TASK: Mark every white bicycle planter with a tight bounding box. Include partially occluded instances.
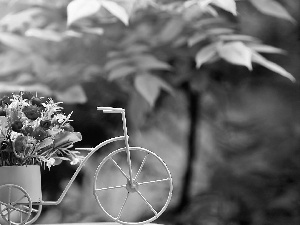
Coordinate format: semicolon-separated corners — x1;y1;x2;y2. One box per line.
0;107;173;225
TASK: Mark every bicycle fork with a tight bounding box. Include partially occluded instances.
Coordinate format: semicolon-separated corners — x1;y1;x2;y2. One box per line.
97;107;134;187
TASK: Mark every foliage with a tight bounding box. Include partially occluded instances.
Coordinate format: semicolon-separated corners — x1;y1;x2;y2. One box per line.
0;92;82;168
0;0;296;106
0;0;297;223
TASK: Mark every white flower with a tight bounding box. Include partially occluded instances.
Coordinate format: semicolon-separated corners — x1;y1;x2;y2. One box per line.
70;157;80;165
47;126;62;136
53;114;66;124
46;158;55;169
10;131;21;142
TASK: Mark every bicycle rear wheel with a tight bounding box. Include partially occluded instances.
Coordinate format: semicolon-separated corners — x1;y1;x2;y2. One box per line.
93;147;172;225
0;184;32;225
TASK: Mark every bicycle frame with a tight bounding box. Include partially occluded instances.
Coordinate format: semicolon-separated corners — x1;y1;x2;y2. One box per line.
40;107;133;206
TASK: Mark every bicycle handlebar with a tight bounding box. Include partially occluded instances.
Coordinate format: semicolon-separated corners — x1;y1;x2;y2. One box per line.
97;107;124;114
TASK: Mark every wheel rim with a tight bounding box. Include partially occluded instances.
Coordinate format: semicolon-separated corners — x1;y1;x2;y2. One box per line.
24;203;42;225
0;184;32;225
93;147;173;225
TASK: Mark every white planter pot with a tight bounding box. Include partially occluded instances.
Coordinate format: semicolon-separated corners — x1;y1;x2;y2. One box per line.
0;165;42;203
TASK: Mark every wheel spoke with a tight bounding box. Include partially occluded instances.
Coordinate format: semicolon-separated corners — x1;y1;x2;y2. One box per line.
134;153;149;181
2;204;29;215
116;192;130;220
138;178;171;186
27;206;39;213
8;186;11;204
7;208;10;224
110;157;130;180
10;195;27;207
95;184;127;191
136;190;158;217
20;205;23;223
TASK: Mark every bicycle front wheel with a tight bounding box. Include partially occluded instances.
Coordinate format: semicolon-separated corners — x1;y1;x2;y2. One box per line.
93;147;173;225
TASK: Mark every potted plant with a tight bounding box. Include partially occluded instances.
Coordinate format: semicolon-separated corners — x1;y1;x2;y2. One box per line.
0;92;82;203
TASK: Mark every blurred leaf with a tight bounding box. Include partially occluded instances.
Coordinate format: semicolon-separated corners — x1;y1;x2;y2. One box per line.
188;33;207;47
64;30;83;38
218;34;259;42
203;5;219;17
250;0;295;23
251;51;295;82
67;0;101;26
218;41;252;70
30;54;50;76
25;29;64;42
0;8;42;32
104;58;129;71
195;42;218;68
246;43;286;54
128;90;151;129
134;73;172;107
189;28;234;46
54;84;87;103
211;0;237;15
79;27;104;35
14;73;34;84
0;83;52;95
0;32;32;52
124;44;149;54
132;55;171;71
108;65;136;80
158;17;184;43
101;0;129;25
0;51;31;76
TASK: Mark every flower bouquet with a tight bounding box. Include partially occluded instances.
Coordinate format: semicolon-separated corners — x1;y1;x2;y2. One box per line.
0;92;83;168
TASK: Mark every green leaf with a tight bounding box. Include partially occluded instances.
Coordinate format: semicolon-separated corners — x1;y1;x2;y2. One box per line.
127;90;151;129
188;33;207;47
30;54;50;76
0;32;32;52
250;0;295;23
104;58;129;71
218;41;253;70
67;0;101;26
134;74;172;107
206;27;234;36
188;28;233;47
25;29;64;42
101;0;129;25
53;132;82;149
79;27;104;35
36;137;54;151
246;43;286;54
158;17;184;43
132;55;171;71
0;8;42;32
108;65;136;80
251;51;295;82
195;42;218;68
54;85;87;104
0;51;31;76
124;44;149;54
218;34;259;42
211;0;237;15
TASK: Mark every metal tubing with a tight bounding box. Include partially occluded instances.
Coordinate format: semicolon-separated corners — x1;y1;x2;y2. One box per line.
41;136;125;206
121;111;133;184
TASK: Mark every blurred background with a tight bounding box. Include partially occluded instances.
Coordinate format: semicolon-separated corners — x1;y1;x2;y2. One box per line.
0;0;300;224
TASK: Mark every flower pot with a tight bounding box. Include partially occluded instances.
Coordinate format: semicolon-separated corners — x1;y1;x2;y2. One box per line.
0;165;42;203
